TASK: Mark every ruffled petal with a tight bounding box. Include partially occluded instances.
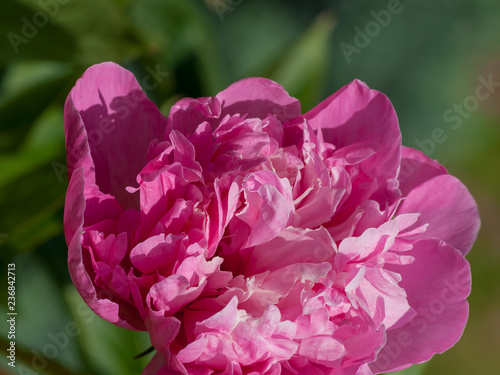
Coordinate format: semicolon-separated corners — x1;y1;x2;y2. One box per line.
303;79;401;182
65;168;143;330
216;77;301;123
245;226;336;275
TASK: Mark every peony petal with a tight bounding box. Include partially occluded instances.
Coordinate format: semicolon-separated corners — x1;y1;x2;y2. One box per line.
168;96;222;136
298;336;346;366
147;315;181;356
141;353;169;375
371;239;471;373
63;68;479;375
66;62;167;209
348;267;411;330
235;171;294;248
148;273;206;315
93;232;127;267
336;218;400;270
196;296;239;335
130;234;182;274
66;169;144;330
245;226;336;275
216;77;301;123
397;174;480;255
398;146;447;197
303;79;401;183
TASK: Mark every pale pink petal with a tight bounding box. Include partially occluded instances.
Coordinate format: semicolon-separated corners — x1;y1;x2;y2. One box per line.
198;296;239;334
298;336;346;367
347;267;411;329
245;226;336;275
235;171;294;248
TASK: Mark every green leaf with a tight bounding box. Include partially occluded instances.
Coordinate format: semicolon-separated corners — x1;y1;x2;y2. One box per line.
0;105;65;189
0;63;68;255
268;12;336;112
0;61;75;152
0;252;88;373
0;0;77;63
18;0;144;65
212;0;304;80
0;163;66;256
129;0;228;95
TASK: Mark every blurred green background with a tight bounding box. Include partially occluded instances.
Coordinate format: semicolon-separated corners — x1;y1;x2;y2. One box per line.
1;0;499;374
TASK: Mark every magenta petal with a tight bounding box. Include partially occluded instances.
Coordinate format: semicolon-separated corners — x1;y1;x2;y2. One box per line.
303;79;401;182
130;234;178;274
196;296;239;334
141;353;169;375
66;62;167;209
93;232;127;267
168;96;222;136
216;77;301;122
64;166;87;245
147;315;181;355
397;174;480;255
63;67;479;374
148;273;207;316
398;146;447;197
372;239;471;373
65;168;141;330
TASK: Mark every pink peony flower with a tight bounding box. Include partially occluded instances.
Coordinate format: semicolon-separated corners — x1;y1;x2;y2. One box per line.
64;62;480;375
